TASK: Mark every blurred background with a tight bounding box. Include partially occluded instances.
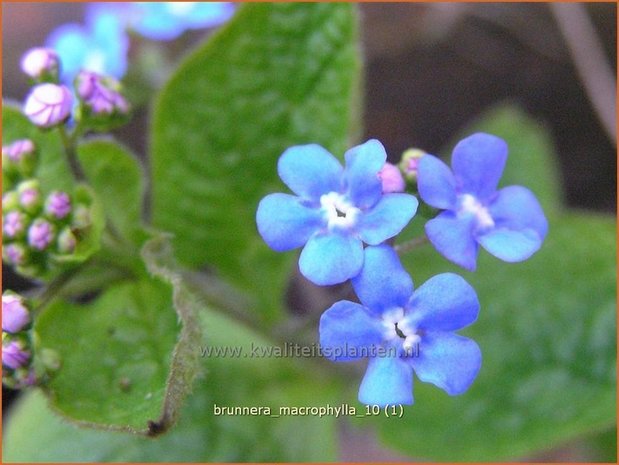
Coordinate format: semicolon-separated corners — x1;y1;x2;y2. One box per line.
2;2;616;462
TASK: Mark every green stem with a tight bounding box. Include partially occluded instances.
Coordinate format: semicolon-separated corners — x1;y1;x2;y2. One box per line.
57;125;85;181
394;234;429;255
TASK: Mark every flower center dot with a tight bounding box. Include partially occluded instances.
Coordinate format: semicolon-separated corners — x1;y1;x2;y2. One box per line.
458;193;495;229
320;192;360;230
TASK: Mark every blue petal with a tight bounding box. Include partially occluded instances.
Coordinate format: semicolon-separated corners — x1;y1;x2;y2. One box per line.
478;228;543;262
278;144;343;200
405;273;479;331
410;332;481;395
451;133;507;201
88;8;129;78
183;3;235;29
46;24;89;84
319;301;384;362
343;139;386;209
256;193;323;252
357;193;418;245
299;231;363;285
358;354;413;406
489;185;548;239
352;245;413;314
417;155;457;209
425;212;479;271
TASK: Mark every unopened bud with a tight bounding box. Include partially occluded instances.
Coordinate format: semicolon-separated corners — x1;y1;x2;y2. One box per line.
378;162;405;193
3;243;28;266
23;83;73;128
17;179;42;213
57;227;77;254
2;337;31;370
3;211;27;239
399;148;426;182
76;71;130;117
2;191;20;211
20;47;60;81
72;204;91;229
2;294;31;333
45;191;72;220
27;218;55;251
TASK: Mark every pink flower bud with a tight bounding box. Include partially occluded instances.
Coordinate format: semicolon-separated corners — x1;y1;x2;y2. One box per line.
28;219;55;250
2;294;30;333
20;47;60;80
3;211;27;239
23;83;73;128
76;71;129;115
378;163;405;193
2;339;30;370
45;191;72;220
2;139;35;163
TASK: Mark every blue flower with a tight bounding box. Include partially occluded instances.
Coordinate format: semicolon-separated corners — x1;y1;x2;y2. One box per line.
319;245;481;406
417;133;548;271
256;140;418;286
46;3;129;86
126;2;235;41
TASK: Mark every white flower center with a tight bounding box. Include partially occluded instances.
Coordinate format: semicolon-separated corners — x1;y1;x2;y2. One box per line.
458;193;495;229
381;308;420;355
320;192;360;230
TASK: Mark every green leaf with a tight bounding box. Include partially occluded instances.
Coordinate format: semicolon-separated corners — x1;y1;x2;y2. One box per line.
6;298;342;462
372;213;616;460
34;277;179;433
2;102;74;193
77;139;144;243
151;3;360;321
34;235;205;435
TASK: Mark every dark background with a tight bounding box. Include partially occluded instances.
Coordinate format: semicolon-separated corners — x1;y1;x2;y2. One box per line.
2;2;616;461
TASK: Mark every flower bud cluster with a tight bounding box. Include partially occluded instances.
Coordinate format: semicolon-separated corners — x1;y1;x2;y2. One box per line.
2;142;83;277
19;48;130;131
2;293;35;389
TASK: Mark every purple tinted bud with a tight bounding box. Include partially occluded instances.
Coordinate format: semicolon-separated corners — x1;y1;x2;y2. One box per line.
45;191;72;219
2;139;35;163
378;163;405;193
3;244;27;266
28;219;55;250
2;340;30;370
57;227;77;254
23;83;73;127
76;71;129;115
2;294;30;333
17;180;42;213
3;211;26;238
399;148;426;182
20;47;60;80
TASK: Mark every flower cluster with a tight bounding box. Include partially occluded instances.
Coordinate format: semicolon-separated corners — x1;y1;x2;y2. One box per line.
256;134;547;405
44;2;234;87
2;293;35;389
2;149;84;277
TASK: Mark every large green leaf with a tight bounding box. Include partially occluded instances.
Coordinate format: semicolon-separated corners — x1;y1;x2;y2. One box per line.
2;102;74;194
151;3;360;321
5;301;341;462
34;277;179;432
77;139;144;244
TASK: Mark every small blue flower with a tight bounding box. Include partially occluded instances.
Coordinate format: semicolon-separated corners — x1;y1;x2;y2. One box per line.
256;140;418;286
319;245;481;406
417;133;548;271
46;3;129;85
126;2;235;41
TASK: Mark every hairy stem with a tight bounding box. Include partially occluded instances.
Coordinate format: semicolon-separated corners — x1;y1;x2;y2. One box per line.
394;234;429;254
57;125;85;181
